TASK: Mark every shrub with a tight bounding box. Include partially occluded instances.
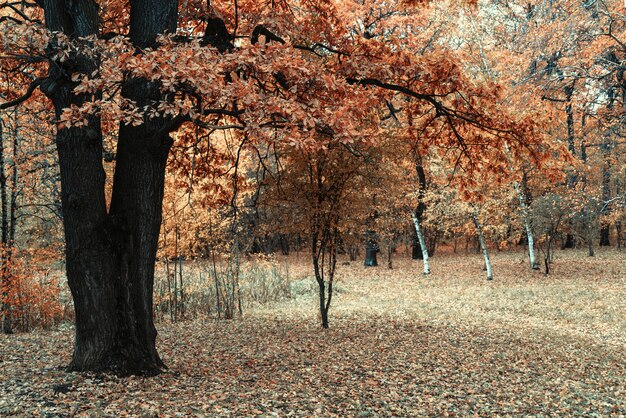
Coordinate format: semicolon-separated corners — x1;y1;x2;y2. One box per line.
1;247;65;332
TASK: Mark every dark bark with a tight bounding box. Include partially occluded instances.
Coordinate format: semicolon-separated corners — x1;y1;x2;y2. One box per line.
278;234;290;255
46;66;122;370
411;234;422;259
106;81;173;372
599;225;611;246
562;233;575;249
59;123;121;372
427;230;438;258
312;226;336;329
314;258;333;329
364;229;378;267
40;2;124;369
542;225;558;275
39;0;178;374
128;0;177;49
317;278;330;329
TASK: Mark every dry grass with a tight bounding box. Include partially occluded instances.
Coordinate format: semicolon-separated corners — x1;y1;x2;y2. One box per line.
260;248;626;347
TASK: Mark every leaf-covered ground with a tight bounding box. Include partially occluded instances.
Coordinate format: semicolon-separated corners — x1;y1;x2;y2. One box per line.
1;250;625;416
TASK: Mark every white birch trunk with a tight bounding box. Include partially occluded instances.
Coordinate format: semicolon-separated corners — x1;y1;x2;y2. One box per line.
411;213;430;275
514;183;539;269
472;208;493;281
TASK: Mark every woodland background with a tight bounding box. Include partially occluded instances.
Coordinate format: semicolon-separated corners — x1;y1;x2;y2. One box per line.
0;0;625;415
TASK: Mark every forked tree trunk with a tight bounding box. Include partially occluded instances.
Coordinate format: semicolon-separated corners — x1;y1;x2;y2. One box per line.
52;73;165;375
411;213;430;275
41;0;177;374
312;229;336;329
62;132;169;375
472;208;493;281
317;278;332;329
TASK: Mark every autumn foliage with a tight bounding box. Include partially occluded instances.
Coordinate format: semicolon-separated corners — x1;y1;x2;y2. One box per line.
1;246;64;332
0;0;624;384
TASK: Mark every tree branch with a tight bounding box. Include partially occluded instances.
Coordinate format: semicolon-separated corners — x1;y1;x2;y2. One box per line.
346;77;443;110
0;78;43;110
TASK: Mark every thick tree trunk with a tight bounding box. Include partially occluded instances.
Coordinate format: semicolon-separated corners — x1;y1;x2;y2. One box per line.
106;119;171;373
42;0;127;371
103;65;175;372
58;124;122;372
41;0;178;374
60;93;170;375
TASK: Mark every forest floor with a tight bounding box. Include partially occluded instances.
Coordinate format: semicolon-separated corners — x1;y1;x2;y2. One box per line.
1;248;625;416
